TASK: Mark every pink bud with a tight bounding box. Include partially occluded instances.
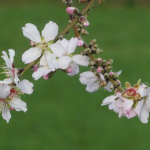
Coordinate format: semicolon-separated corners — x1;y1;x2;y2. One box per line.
43;74;50;80
98;58;102;61
10;107;14;110
97;67;101;73
109;72;113;76
78;39;84;47
79;16;90;27
66;7;78;15
67;67;72;73
32;64;38;72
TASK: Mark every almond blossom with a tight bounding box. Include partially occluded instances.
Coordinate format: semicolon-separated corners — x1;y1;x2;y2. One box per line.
57;38;89;76
0;78;33;123
22;21;64;64
101;80;150;123
1;49;20;84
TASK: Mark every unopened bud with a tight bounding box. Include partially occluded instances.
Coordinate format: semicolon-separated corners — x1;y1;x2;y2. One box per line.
115;80;121;86
102;60;107;65
104;73;109;79
107;59;113;66
32;64;38;72
95;48;103;54
43;74;50;80
92;44;98;51
105;66;112;72
100;80;107;87
90;39;96;45
68;20;72;24
62;0;67;4
97;67;104;73
88;61;94;66
67;67;72;73
90;66;95;72
79;0;88;4
81;50;86;55
58;34;63;40
66;7;79;15
79;16;90;27
85;48;91;54
75;23;83;28
78;39;84;47
109;72;115;79
81;29;89;35
95;58;102;65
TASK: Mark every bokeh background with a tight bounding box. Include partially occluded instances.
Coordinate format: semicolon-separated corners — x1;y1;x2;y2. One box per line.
0;0;150;150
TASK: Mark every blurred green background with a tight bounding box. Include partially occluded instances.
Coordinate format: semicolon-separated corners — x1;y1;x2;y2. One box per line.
0;0;150;150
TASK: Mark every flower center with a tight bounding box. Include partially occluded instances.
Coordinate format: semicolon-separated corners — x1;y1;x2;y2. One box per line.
127;88;136;97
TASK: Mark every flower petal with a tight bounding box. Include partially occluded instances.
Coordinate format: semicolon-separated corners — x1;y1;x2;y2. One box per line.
72;55;89;66
22;47;42;64
8;49;15;63
67;37;78;54
0;85;10;99
22;23;41;43
9;98;27;112
67;62;79;76
58;56;71;69
2;108;11;123
86;82;99;93
32;67;50;80
101;95;117;106
1;51;12;68
17;79;34;95
59;38;69;53
49;43;65;57
42;21;58;42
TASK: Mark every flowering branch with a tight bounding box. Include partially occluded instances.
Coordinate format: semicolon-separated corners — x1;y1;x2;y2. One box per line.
0;0;149;124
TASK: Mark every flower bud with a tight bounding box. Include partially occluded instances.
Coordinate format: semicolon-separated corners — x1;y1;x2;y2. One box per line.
90;66;95;72
66;7;79;15
67;67;72;73
95;48;103;54
78;39;84;47
85;48;91;54
81;29;89;35
100;80;107;87
97;67;104;73
90;39;96;45
102;60;107;65
79;16;90;27
62;0;67;4
88;61;94;66
95;58;102;65
107;59;113;66
105;66;112;72
115;80;121;86
43;74;50;80
79;0;88;4
92;44;98;51
32;64;38;72
109;72;115;79
104;73;109;79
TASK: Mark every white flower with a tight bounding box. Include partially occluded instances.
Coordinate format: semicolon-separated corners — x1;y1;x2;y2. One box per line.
79;71;99;93
57;38;89;76
32;51;58;80
0;79;33;123
136;85;150;123
1;49;20;84
22;22;65;64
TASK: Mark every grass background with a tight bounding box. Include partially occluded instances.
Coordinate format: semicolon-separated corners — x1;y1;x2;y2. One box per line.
0;0;150;150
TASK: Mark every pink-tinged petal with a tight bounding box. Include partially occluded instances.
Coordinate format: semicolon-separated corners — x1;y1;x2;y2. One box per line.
58;56;71;69
79;71;98;85
9;98;27;112
0;85;10;99
22;23;41;43
2;108;11;123
22;47;42;64
32;67;50;80
78;39;84;47
101;95;117;106
67;37;78;54
67;62;79;76
125;109;137;119
123;99;133;112
115;99;123;108
59;38;69;52
66;7;77;15
42;21;58;42
72;55;89;66
86;82;99;93
17;79;34;95
109;101;116;110
8;49;15;63
49;43;65;57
